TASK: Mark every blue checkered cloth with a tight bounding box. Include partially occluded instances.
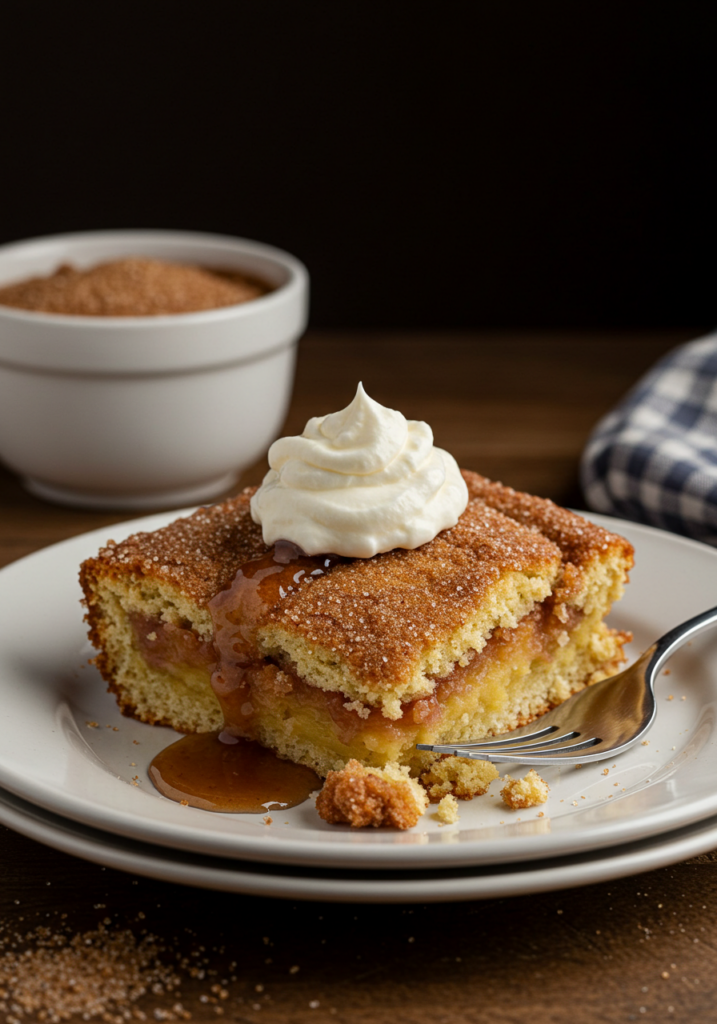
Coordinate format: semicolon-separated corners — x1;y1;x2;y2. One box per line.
581;332;717;545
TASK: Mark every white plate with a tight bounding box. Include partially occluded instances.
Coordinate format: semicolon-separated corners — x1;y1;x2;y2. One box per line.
1;781;716;903
1;512;716;870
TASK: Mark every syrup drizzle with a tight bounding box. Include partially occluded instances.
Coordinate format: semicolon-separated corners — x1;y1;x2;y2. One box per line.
207;542;342;731
148;542;337;813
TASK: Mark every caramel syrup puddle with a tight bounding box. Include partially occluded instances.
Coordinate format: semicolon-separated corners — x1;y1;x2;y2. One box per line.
149;730;320;813
148;541;337;813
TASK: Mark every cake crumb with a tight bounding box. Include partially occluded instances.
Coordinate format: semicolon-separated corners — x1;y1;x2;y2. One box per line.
501;769;549;809
315;759;427;829
420;755;498;801
435;793;460;825
263;815;273;826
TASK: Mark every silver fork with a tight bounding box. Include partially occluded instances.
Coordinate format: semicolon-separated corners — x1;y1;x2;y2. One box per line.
416;605;717;766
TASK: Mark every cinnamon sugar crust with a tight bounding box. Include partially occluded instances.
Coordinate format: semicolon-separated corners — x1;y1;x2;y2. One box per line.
463;471;634;578
82;472;631;618
81;493;267;610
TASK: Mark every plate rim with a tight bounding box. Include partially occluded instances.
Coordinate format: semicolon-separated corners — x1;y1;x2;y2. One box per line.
1;781;716;903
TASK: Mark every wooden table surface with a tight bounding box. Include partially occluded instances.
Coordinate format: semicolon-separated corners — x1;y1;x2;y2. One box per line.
1;330;715;1023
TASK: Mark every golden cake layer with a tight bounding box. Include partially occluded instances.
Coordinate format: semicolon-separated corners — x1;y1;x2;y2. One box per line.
80;471;634;776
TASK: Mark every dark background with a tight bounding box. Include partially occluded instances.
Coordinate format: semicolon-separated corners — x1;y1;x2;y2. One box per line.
1;2;713;330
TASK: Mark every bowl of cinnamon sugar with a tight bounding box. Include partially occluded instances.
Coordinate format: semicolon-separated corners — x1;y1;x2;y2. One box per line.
0;230;308;509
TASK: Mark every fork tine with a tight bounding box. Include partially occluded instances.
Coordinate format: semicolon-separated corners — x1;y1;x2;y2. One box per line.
420;735;602;760
435;724;560;749
478;736;602;756
439;729;580;752
484;730;582;751
417;729;581;755
418;734;603;765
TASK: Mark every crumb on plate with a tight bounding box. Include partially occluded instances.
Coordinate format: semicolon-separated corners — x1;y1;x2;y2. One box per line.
420;754;498;802
435;793;460;825
501;769;549;809
315;759;428;829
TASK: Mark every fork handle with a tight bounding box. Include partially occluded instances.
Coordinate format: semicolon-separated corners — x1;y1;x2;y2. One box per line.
649;603;717;678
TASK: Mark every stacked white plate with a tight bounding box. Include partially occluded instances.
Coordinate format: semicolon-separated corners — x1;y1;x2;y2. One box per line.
1;513;716;903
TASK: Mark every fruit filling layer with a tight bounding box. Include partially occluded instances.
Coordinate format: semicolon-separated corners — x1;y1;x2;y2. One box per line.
130;592;590;770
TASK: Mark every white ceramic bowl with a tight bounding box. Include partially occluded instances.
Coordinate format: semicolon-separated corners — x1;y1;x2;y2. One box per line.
0;230;308;508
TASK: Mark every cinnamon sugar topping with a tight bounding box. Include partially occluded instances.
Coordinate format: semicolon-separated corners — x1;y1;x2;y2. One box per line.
0;258;269;316
465;473;634;567
82;490;268;607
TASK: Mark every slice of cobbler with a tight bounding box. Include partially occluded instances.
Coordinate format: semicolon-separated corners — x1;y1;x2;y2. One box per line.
80;471;632;779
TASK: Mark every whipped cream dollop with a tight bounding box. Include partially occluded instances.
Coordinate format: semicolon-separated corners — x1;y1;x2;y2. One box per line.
250;383;469;558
